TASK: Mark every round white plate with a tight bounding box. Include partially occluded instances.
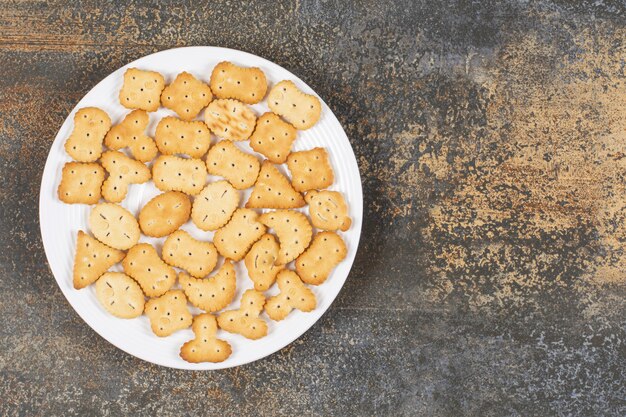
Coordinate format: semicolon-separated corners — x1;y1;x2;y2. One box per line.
39;46;362;370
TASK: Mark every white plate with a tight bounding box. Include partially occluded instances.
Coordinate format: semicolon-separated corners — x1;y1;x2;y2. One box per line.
39;46;362;370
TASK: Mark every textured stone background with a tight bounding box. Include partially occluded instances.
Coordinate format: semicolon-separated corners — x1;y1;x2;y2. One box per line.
1;1;625;416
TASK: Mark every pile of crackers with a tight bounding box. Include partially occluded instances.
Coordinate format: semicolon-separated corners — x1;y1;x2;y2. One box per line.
57;61;351;363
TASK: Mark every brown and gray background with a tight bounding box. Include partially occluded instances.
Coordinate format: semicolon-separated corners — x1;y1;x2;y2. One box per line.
1;1;625;416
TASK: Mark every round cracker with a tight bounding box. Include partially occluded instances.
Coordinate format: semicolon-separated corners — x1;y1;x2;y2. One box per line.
89;203;140;250
95;272;145;319
191;180;240;231
139;191;191;237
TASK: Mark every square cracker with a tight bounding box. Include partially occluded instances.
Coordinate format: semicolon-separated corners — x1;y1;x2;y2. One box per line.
161;71;213;121
287;147;334;192
119;68;165;112
58;162;105;204
250;112;297;164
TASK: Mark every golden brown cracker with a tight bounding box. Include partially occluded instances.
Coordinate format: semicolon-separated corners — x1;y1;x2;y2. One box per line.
246;161;305;209
305;190;351;231
204;99;256;141
100;150;151;203
265;270;316;321
217;290;267;340
268;80;321;130
155;117;211;158
88;203;140;250
161;71;213;121
64;107;111;162
58;162;105;205
287;147;334;192
296;232;347;285
162;230;218;278
104;110;158;163
249;112;297;164
244;234;284;291
73;231;125;289
214;209;266;261
259;210;312;265
95;272;145;319
152;155;207;195
119;68;165;112
180;313;232;363
191;180;240;231
138;191;191;237
205;140;260;190
144;290;193;337
179;260;236;312
210;61;267;104
122;243;177;298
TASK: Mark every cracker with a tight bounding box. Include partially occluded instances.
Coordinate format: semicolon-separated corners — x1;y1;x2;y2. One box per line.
179;260;236;312
246;161;305;209
103;110;158;162
95;272;145;319
58;162;105;204
287;147;334;192
161;71;213;121
144;290;193;337
162;230;218;278
210;61;267;104
155;116;211;158
205;141;260;190
305;190;351;231
180;313;232;363
73;231;125;289
191;180;239;231
214;209;266;261
88;203;140;250
204;99;256;141
119;68;165;112
259;210;312;265
244;234;284;291
122;243;177;297
268;80;321;130
265;270;316;321
138;191;191;237
100;150;151;203
64;107;111;162
296;232;347;285
217;290;268;340
152;155;207;195
249;112;297;164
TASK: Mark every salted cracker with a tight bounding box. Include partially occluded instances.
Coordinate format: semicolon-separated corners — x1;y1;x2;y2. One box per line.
100;150;151;203
152;155;207;195
162;230;218;278
179;260;236;312
214;209;266;261
217;290;268;340
244;234;284;291
73;231;125;289
138;191;191;238
95;272;145;319
58;162;105;205
259;210;312;265
249;112;297;164
305;190;351;231
210;61;267;104
268;80;321;130
191;180;240;231
206;140;260;190
88;203;139;250
145;290;193;337
296;232;347;285
161;71;213;121
204;99;256;141
64;107;111;162
155;117;211;158
246;161;304;209
122;243;177;298
180;313;232;363
286;147;334;192
119;68;165;112
265;270;316;321
104;110;158;162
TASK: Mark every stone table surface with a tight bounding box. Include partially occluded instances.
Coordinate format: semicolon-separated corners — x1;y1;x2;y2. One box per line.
1;1;625;416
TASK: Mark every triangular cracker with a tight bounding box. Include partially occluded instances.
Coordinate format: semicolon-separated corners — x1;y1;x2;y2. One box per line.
246;161;305;209
73;231;125;289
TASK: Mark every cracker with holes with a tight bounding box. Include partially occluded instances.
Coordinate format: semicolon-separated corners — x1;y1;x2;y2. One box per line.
268;80;321;130
296;232;347;285
305;190;351;231
95;272;145;319
246;161;304;209
88;203;140;250
155;117;211;158
287;147;334;192
265;270;316;321
64;107;111;162
204;99;256;141
104;110;157;162
119;68;165;112
210;61;267;104
138;191;191;237
206;141;260;189
144;290;193;337
214;209;266;261
191;180;239;231
162;230;218;278
250;112;297;164
73;231;125;289
259;210;312;265
244;234;284;291
100;151;151;203
217;290;268;340
179;260;236;312
180;313;232;363
58;162;105;204
152;155;207;195
161;72;213;121
122;243;176;298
